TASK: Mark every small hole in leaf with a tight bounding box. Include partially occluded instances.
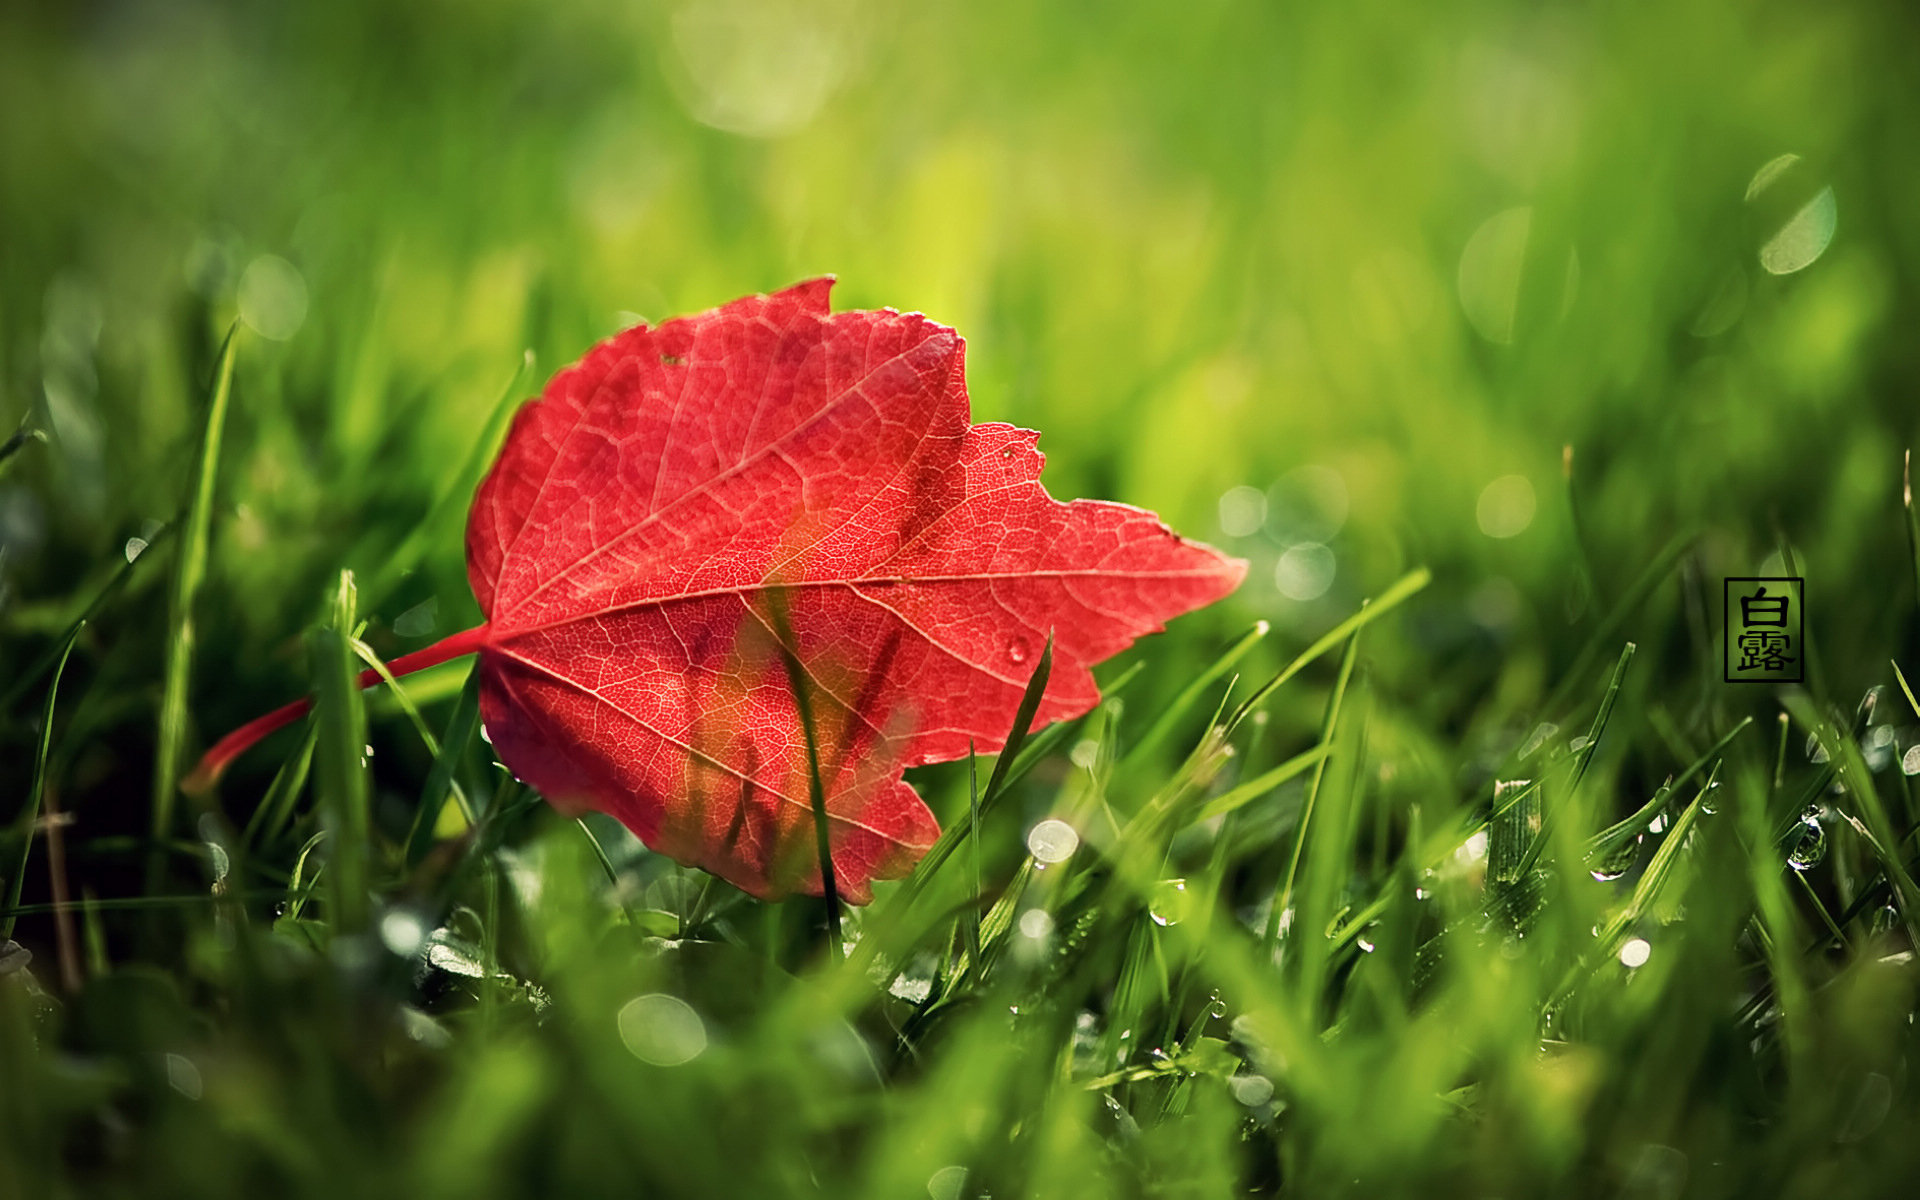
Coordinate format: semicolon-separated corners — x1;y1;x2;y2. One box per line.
661;354;685;366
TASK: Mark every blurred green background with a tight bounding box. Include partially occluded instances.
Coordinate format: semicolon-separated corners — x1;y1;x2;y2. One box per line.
5;0;1920;1196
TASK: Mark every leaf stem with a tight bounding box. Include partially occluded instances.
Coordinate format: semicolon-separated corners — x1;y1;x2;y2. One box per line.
183;623;492;792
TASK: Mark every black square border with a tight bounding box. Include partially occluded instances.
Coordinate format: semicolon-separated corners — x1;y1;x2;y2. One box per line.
1723;576;1805;684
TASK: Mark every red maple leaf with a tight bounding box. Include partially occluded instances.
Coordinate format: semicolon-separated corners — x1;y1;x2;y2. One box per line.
193;280;1244;901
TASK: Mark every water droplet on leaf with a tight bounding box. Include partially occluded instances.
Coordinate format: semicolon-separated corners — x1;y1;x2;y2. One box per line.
1149;878;1191;927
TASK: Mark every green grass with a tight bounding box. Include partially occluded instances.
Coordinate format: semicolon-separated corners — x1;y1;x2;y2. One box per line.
6;0;1920;1195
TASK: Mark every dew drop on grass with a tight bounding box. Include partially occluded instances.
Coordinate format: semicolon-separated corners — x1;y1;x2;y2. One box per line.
124;536;148;563
1229;1073;1275;1107
1027;818;1079;864
617;994;707;1067
1805;732;1830;764
425;933;487;979
1216;484;1268;537
1787;816;1827;871
1476;474;1536;539
1902;745;1920;776
164;1053;203;1101
926;1166;969;1200
1589;835;1641;882
1018;908;1054;941
1458;206;1532;344
378;909;427;957
1760;189;1838;276
393;597;439;638
1619;937;1652;969
1274;542;1335;601
237;254;308;341
1148;878;1190;927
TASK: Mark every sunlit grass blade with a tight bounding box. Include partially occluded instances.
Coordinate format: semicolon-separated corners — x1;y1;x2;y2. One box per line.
311;572;372;935
3;624;82;940
1269;629;1362;948
1894;660;1920;721
1223;567;1429;738
1123;620;1268;767
149;325;238;889
1289;664;1372;1012
1188;743;1330;827
904;635;1055;897
991;659;1143;799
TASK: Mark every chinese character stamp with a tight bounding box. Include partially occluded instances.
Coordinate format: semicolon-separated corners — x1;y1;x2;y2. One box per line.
1724;576;1805;683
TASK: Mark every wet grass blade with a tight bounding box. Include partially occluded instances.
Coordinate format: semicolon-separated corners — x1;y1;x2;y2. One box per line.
149;326;238;888
3;625;82;940
1785;692;1920;946
1503;643;1638;882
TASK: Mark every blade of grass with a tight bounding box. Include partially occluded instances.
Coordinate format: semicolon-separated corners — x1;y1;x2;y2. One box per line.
767;599;841;959
0;418;45;480
364;350;534;608
149;325;238;890
1538;531;1690;719
240;726;317;850
1267;629;1362;948
904;636;1055;897
1905;450;1920;613
1188;743;1331;828
1222;567;1429;738
990;659;1142;798
3;624;82;941
1784;692;1920;946
311;572;372;936
1504;643;1640;883
1123;620;1268;767
965;741;983;972
405;667;483;865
